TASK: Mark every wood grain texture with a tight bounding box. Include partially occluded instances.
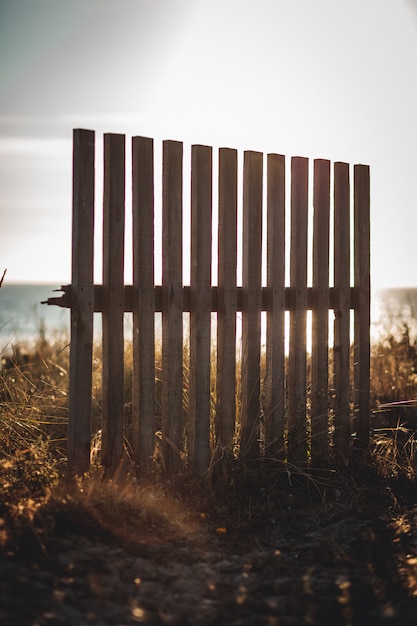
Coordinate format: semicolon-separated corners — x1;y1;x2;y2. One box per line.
354;164;371;450
240;151;263;461
333;161;351;457
216;148;238;451
311;159;330;459
189;145;213;476
132;136;155;472
68;129;95;474
102;133;126;476
161;140;183;480
265;153;286;456
287;157;308;461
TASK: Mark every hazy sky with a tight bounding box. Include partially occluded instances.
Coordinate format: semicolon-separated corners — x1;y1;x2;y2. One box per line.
1;0;417;291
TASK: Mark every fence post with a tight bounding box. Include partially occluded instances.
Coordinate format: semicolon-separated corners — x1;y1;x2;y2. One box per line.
265;153;286;457
354;164;371;449
311;159;330;459
101;133;126;476
132;136;155;473
240;150;263;461
189;145;213;476
68;128;95;475
161;140;183;480
288;157;308;461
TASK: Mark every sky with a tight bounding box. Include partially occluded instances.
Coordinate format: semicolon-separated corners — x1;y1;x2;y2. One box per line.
1;0;417;293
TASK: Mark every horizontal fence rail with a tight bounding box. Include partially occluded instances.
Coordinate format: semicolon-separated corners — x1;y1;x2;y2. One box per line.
46;129;371;479
47;285;361;312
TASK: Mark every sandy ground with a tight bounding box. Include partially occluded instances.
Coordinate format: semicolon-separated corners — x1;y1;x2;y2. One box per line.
1;471;417;626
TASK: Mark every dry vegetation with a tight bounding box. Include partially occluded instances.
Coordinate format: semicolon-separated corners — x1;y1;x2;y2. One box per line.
1;324;417;531
2;325;417;624
2;323;417;503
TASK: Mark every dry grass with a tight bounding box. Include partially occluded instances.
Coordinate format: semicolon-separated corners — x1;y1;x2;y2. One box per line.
0;333;202;555
370;326;417;477
1;322;417;544
371;327;417;405
0;337;69;459
0;335;70;545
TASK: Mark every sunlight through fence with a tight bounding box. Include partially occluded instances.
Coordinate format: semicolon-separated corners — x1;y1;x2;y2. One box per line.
46;129;370;479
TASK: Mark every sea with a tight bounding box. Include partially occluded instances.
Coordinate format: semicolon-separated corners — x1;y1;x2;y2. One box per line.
0;283;71;349
0;283;142;352
1;283;417;350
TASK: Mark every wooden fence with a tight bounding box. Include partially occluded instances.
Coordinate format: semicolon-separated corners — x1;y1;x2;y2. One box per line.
46;129;370;479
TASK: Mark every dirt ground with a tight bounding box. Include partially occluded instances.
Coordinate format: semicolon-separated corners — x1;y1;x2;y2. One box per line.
1;467;417;626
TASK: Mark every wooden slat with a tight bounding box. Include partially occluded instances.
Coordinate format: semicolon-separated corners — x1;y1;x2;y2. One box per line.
333;162;351;457
132;136;155;473
265;153;286;457
161;140;183;479
354;164;371;449
51;283;359;313
189;145;213;476
101;133;126;475
240;151;263;460
68;128;95;474
287;157;308;461
311;159;330;459
216;148;238;451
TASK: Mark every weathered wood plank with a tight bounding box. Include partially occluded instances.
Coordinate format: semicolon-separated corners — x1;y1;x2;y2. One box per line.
216;148;238;451
265;153;286;457
189;145;213;476
161;140;183;480
101;133;126;476
240;151;263;460
354;164;371;450
333;162;351;457
287;157;308;461
311;159;330;459
68;128;95;474
132;136;155;473
50;283;359;313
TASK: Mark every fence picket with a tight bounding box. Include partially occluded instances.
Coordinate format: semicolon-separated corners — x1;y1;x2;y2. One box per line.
68;129;95;474
333;162;351;456
161;140;183;479
311;159;330;458
354;164;371;449
265;153;286;457
240;151;263;460
189;145;213;476
216;148;238;452
101;133;126;475
132;136;155;472
288;157;308;460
